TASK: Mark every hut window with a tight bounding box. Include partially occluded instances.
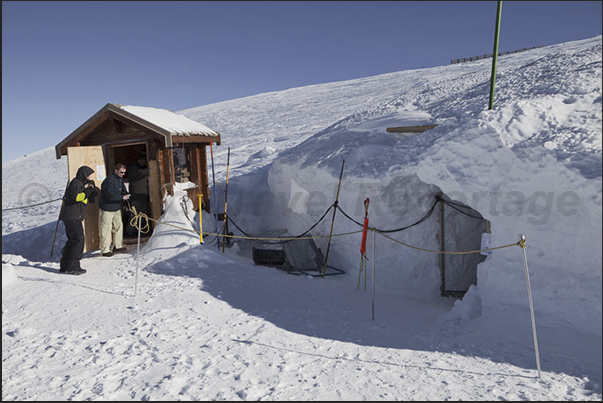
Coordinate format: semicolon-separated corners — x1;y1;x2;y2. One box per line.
173;147;191;182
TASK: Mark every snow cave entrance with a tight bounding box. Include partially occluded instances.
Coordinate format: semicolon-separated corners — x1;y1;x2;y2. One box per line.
333;175;490;299
436;192;489;297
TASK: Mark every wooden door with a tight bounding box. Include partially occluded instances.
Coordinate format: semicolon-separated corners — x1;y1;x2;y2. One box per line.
67;146;106;253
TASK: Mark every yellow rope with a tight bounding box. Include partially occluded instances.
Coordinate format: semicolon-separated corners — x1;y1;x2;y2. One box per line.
128;205;151;234
376;229;520;255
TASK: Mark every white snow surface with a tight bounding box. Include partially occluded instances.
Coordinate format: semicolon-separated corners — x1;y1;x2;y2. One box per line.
120;104;220;137
2;35;602;400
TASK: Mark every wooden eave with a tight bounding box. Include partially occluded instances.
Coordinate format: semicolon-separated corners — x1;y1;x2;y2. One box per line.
56;103;221;159
386;124;438;133
56;105;109;158
106;110;167;144
172;134;221;146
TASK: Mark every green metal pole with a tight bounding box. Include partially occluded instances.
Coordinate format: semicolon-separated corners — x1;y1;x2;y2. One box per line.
489;1;503;110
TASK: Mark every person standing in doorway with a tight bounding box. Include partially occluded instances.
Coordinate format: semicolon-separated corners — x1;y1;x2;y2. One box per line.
59;165;98;275
125;151;150;236
99;163;130;256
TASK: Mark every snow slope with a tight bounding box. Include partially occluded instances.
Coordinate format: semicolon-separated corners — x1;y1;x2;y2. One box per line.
2;35;601;400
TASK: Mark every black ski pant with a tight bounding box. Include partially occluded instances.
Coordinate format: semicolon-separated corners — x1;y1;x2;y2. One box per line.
61;220;85;271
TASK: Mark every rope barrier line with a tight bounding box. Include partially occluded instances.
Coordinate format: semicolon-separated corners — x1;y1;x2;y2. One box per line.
375;229;520;254
5;191;522;255
227;204;335;245
2;198;63;212
439;199;484;220
128;205;519;254
336;198;439;233
126;203;364;241
126;199;522;254
205;229;366;241
336;196;482;234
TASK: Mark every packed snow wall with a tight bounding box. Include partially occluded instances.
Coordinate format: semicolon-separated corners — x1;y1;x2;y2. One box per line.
265;160;489;299
264;150;601;338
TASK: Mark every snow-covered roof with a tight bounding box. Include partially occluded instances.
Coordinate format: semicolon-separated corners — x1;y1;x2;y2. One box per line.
118;104;219;137
55;103;220;158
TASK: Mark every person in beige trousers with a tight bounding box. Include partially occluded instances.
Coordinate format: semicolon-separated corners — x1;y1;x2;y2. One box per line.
99;164;130;257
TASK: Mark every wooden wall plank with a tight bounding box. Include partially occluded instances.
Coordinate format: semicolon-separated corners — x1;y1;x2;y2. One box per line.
67;146;106;253
148;159;161;227
200;145;210;212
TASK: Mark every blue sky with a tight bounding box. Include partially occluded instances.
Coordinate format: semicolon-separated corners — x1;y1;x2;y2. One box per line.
2;1;601;163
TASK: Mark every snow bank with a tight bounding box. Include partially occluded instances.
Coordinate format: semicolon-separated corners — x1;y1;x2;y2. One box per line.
249;36;602;337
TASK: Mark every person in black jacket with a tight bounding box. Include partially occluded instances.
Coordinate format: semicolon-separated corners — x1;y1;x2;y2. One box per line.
59;165;98;275
99;163;130;256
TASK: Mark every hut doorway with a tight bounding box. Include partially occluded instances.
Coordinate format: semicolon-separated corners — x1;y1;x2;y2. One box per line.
106;142;153;241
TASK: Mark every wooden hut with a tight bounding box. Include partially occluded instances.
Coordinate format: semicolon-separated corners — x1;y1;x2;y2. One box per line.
55;103;221;252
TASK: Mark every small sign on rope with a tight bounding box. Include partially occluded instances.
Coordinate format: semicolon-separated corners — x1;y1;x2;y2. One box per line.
480;233;493;255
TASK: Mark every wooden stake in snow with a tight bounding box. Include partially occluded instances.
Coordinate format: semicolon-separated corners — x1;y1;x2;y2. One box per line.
322;159;345;278
372;228;376;321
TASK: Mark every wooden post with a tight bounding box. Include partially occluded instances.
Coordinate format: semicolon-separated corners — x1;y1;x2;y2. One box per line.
322;160;345;278
167;147;176;185
148;159;161;229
